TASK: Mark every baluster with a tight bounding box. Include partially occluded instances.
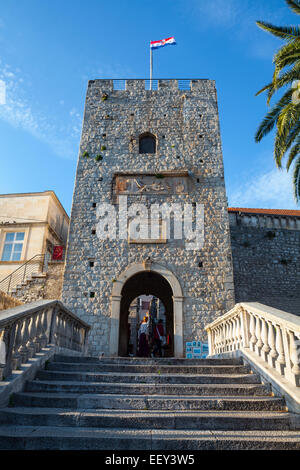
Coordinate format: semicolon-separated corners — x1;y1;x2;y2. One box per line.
25;317;35;359
275;324;286;375
55;315;61;346
224;323;228;352
32;312;41;353
60;315;67;348
27;314;37;357
0;329;6;380
219;325;224;353
1;325;14;379
231;319;236;351
35;311;43;352
40;310;49;348
19;318;30;363
249;314;257;352
254;316;263;356
11;321;23;370
66;319;73;349
62;316;68;348
216;326;220;353
218;326;223;353
79;326;85;352
75;325;81;351
288;331;300;385
74;323;80;351
219;325;224;352
267;321;278;368
240;307;249;348
226;321;231;352
224;322;228;352
50;311;59;346
215;327;220;354
235;316;241;350
261;318;270;362
223;323;227;352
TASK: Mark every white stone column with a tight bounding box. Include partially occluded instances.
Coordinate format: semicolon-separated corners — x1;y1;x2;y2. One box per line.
173;296;184;358
109;295;122;356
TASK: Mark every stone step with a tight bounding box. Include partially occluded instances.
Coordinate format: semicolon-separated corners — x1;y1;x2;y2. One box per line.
12;392;286;411
0;408;292;431
0;426;299;450
52;354;243;366
25;380;271;396
36;369;261;384
46;361;250;375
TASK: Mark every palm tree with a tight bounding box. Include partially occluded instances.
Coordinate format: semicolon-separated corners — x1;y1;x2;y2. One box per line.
255;0;300;203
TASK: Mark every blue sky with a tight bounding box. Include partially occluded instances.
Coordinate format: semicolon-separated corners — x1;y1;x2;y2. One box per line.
0;0;299;214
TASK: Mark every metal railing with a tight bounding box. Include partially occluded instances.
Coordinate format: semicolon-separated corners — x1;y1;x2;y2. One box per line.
0;254;46;295
112;79;203;91
0;300;90;379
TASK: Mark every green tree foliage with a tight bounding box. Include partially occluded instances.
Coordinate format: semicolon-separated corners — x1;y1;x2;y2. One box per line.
255;0;300;202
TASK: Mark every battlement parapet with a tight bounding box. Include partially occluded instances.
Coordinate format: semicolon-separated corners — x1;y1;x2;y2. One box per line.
87;78;216;92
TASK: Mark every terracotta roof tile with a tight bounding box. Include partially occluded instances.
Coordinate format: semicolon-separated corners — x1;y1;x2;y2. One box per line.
228;207;300;217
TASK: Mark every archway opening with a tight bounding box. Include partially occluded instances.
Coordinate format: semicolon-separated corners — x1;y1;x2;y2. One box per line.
118;271;174;357
127;296;168;357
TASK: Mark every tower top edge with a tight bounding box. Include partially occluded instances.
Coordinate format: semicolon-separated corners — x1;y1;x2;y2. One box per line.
87;78;216;92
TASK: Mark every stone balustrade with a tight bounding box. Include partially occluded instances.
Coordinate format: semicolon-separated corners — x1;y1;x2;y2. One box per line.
0;300;90;380
206;303;300;387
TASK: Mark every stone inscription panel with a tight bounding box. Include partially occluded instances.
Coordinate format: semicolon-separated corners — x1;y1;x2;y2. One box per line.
115;175;188;195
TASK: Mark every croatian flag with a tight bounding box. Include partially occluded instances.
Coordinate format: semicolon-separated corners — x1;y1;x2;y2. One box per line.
150;36;176;49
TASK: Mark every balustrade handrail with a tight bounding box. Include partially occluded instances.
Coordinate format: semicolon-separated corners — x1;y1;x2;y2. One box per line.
206;302;300;333
0;253;46;295
205;302;300;389
0;300;90;380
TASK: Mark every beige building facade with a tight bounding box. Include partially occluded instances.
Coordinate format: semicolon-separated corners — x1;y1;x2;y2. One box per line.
0;191;69;283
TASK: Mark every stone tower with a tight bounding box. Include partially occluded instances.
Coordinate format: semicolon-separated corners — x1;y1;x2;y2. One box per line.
62;79;235;357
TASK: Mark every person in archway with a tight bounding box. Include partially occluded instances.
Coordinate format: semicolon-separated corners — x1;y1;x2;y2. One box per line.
153;319;164;358
138;315;150;357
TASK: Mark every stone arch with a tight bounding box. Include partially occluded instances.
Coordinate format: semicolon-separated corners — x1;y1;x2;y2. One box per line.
110;261;184;357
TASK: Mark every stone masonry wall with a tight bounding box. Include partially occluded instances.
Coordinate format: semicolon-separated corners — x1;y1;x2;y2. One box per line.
230;213;300;316
11;262;64;303
62;79;235;356
0;291;23;311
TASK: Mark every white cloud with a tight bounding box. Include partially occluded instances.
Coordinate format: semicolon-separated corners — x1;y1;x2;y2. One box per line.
0;60;82;160
228;167;299;209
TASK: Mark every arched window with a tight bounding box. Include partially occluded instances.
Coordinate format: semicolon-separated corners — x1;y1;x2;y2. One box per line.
139;133;156;154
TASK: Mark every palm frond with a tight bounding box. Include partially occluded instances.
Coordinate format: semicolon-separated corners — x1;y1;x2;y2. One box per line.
255;82;273;97
256;21;300;41
286;136;300;169
286;0;300;16
292;156;300;201
274;52;300;76
255;89;293;142
267;68;300;104
272;41;300;80
274;130;289;167
275;108;300;166
277;102;300;136
268;62;300;99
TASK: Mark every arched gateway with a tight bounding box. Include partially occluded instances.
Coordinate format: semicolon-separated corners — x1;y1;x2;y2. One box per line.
110;262;184;357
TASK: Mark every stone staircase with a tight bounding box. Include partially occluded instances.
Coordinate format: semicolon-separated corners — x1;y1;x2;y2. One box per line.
0;355;299;450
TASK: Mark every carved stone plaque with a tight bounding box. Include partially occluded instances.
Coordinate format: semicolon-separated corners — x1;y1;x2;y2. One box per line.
115;174;188;195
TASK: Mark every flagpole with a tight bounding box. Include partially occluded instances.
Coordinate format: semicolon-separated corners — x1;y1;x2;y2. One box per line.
150;46;153;90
